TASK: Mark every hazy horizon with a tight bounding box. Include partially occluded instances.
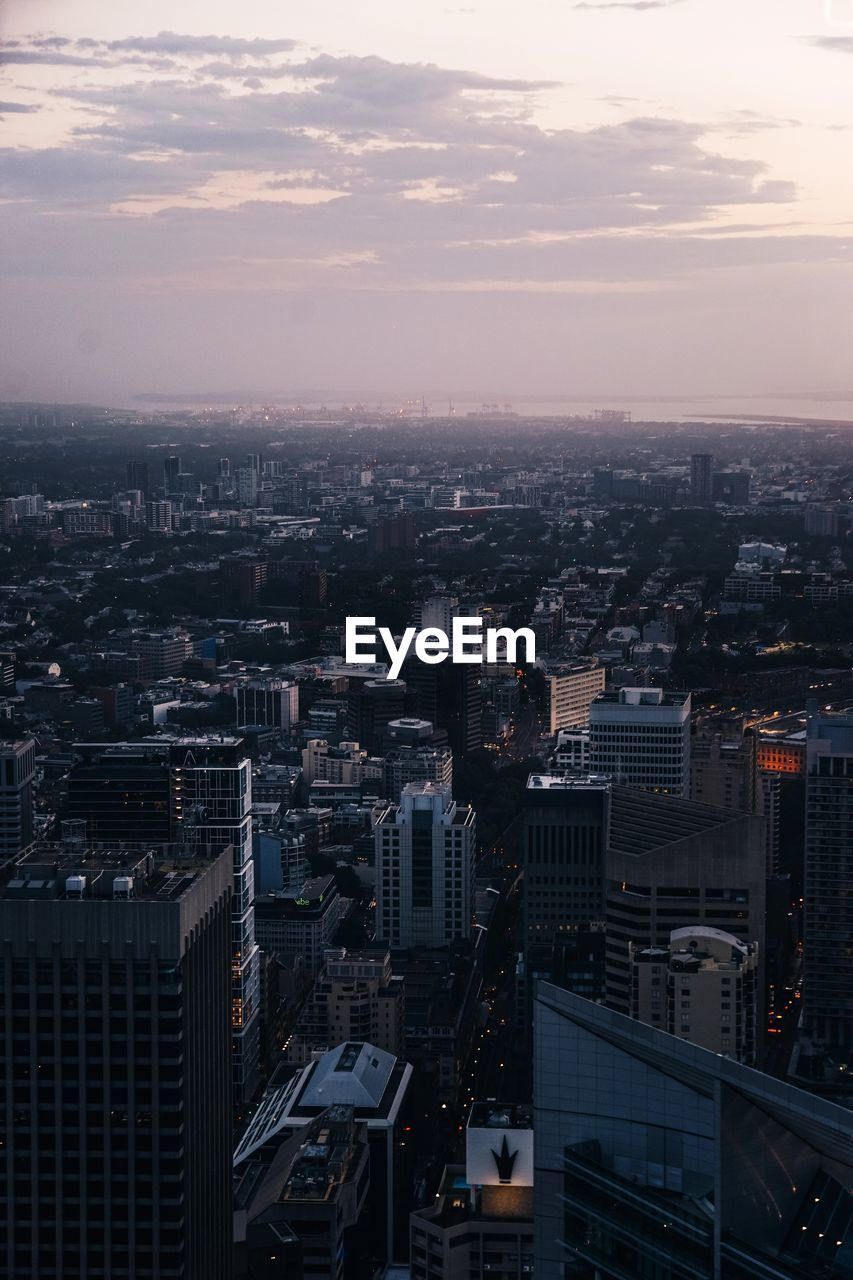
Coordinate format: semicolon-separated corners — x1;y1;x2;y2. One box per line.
2;0;853;407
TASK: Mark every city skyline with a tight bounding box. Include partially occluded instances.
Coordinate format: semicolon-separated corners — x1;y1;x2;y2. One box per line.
2;0;853;405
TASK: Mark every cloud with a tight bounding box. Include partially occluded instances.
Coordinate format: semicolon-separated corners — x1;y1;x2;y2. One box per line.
0;101;40;114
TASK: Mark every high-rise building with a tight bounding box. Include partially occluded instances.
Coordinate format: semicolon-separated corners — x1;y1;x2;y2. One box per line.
403;660;482;756
346;679;407;755
802;713;853;1056
410;1103;534;1280
235;676;298;735
534;984;853;1280
589;687;691;796
66;743;172;844
630;925;759;1063
375;781;475;949
690;718;757;812
0;739;36;858
383;744;454;802
234;467;258;507
289;947;405;1060
145;498;173;534
546;659;605;734
169;738;260;1104
125;459;149;496
234;1041;414;1266
690;451;714;503
233;1105;371;1280
163;454;181;495
604;785;766;1018
0;843;233;1280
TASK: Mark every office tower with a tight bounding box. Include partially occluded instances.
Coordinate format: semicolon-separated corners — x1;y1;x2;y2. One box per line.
604;785;766;1016
234;467;258;507
125;459;149;496
0;739;35;857
234;1106;371;1280
254;875;347;974
0;844;233;1280
133;629;191;679
522;775;608;950
690;451;714;502
235;677;298;734
410;1103;534;1280
534;984;853;1280
802;714;853;1056
217;456;231;478
758;769;781;875
346;679;407;754
546;659;605;734
403;660;482;756
163;454;181;494
169;739;260;1104
66;743;172;843
375;781;475;949
592;467;614;499
245;452;262;473
253;825;308;895
145;498;173;534
690;717;757;811
712;469;751;503
630;925;759;1063
589;687;691;796
235;1041;414;1265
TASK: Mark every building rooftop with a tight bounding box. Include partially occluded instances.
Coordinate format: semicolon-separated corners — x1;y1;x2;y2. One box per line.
1;843;226;903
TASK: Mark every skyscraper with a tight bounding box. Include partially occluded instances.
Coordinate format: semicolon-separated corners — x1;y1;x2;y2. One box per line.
375;781;475;949
690;451;714;503
0;739;36;857
534;984;853;1280
169;738;260;1104
0;843;233;1280
163;454;181;495
802;713;853;1057
589;687;691;796
125;459;149;496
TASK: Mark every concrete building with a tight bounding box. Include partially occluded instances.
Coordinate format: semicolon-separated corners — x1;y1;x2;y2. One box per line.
288;948;404;1061
375;782;476;949
234;1041;414;1266
630;926;759;1064
254;876;348;974
534;984;853;1280
234;1106;370;1280
0;738;36;858
410;1104;534;1280
546;660;605;734
0;844;233;1280
550;727;590;775
589;687;691;796
690;719;757;812
802;713;853;1058
235;677;298;735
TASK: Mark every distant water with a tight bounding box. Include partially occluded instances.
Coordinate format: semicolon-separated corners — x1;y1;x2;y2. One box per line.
132;391;853;424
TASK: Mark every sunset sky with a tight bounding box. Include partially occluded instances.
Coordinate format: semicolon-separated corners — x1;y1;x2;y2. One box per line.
2;0;853;407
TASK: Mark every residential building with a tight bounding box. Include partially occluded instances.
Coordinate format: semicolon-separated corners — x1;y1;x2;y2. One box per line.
546;659;605;734
630;925;759;1063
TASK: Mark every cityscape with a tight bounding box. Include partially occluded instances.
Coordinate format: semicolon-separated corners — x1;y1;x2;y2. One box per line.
2;2;853;1279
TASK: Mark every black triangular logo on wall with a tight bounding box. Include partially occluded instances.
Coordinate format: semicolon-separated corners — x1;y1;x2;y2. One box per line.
491;1134;518;1184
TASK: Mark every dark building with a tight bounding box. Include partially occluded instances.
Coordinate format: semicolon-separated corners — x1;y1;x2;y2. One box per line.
534;984;853;1280
591;468;614;499
0;739;36;858
163;454;182;494
125;460;150;496
368;513;416;555
690;451;714;503
346;679;407;755
712;469;751;503
0;843;234;1280
221;558;270;608
65;743;172;844
234;1105;370;1280
402;660;482;757
0;650;15;695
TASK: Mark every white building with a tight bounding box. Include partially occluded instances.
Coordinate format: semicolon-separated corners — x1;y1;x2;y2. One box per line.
375;781;475;948
588;687;691;796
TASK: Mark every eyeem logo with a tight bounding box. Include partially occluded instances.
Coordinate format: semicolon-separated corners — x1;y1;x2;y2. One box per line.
345;616;536;679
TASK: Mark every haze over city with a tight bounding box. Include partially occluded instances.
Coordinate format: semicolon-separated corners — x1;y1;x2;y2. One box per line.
2;0;853;410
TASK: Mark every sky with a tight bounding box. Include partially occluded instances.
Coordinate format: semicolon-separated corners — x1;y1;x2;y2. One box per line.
1;0;853;409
